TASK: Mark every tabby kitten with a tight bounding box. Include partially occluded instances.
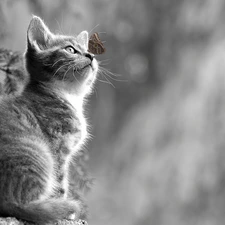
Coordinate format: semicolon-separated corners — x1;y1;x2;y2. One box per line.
0;16;98;224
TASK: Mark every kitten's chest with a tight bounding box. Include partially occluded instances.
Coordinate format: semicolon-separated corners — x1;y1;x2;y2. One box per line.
47;104;87;188
36;94;88;155
61;93;88;151
50;109;87;156
61;109;87;153
52;101;88;195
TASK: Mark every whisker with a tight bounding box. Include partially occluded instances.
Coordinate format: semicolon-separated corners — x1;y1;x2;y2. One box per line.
98;68;126;81
52;58;64;68
52;62;71;78
61;12;66;35
62;64;74;81
97;31;107;35
68;24;73;36
99;59;111;63
55;18;64;35
103;75;115;88
98;62;110;66
98;66;121;77
97;77;115;88
99;71;127;82
97;64;128;83
72;67;80;84
98;60;111;66
88;24;100;34
74;68;82;76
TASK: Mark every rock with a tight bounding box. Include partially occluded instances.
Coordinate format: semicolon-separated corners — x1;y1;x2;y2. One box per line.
0;217;88;225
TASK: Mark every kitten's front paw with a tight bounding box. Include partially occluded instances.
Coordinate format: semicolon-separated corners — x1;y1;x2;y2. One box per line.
67;214;88;225
68;213;76;220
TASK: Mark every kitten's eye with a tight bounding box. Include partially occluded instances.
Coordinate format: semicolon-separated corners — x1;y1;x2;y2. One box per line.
65;46;77;54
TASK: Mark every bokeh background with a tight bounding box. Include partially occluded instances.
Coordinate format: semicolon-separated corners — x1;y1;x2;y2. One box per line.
1;0;225;224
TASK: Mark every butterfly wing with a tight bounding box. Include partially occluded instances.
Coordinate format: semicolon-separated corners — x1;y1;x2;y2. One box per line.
88;33;106;55
88;40;106;55
95;43;105;55
90;33;101;42
88;39;96;54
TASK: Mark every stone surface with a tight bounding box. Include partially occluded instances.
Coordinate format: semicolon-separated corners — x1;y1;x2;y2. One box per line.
0;218;88;225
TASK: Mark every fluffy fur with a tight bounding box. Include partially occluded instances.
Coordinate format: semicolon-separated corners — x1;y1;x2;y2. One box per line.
0;16;98;224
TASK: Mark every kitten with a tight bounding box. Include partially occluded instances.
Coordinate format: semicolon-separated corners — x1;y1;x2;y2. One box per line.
0;16;98;224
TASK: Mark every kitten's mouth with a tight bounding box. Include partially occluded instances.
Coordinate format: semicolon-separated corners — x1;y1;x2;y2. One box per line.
71;60;98;79
84;64;93;70
75;63;96;75
75;64;92;72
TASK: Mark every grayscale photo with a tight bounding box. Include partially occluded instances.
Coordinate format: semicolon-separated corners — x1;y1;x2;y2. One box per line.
0;1;224;225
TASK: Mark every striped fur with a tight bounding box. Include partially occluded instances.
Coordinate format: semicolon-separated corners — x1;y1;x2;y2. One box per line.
0;16;98;224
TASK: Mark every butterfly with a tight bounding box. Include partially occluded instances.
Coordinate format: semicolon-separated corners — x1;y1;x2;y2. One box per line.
88;32;106;55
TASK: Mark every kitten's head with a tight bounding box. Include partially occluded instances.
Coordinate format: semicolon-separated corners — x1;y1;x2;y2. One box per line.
25;16;98;96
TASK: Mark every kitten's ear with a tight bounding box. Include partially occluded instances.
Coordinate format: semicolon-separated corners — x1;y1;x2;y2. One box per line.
27;16;54;50
77;31;88;50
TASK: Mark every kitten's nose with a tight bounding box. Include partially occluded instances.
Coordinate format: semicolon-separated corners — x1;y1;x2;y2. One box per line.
85;53;94;61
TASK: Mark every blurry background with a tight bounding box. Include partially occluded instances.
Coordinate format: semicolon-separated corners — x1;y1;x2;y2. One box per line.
1;0;225;224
